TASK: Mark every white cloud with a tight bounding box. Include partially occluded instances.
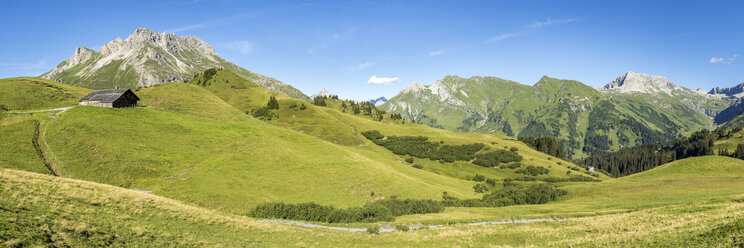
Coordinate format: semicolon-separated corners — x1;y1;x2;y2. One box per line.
487;33;520;43
528;18;580;29
710;54;737;64
225;41;255;54
167;23;208;33
487;17;579;43
350;62;375;72
428;50;446;56
368;76;400;85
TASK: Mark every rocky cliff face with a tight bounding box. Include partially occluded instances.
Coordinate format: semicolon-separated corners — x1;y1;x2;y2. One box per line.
41;28;309;100
602;71;683;94
709;82;744;97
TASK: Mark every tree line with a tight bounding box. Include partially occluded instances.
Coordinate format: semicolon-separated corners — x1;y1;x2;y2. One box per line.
518;136;565;158
578;128;743;177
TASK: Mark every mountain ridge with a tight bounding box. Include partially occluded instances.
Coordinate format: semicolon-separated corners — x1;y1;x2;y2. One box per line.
40;27;309;100
381;72;738;158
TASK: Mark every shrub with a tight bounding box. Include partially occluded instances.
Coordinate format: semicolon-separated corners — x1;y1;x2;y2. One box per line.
442;192;458;200
267;96;279;110
443;183;566;207
360;130;485;163
472;174;486;182
473;150;522;167
252;106;275;120
394;225;409;232
249;199;444;223
515;166;550;176
473;183;488;193
405;157;414;163
412;164;423;169
367;226;380;234
510;147;519;152
299;104;307;110
485;178;498;186
502;162;522;169
481;183;566;206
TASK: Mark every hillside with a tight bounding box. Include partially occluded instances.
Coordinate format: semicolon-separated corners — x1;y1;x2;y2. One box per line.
42;106;481;212
382;72;735;158
2;156;743;247
40;28;309;100
0;77;89;111
0;74;601;213
184;69;600;181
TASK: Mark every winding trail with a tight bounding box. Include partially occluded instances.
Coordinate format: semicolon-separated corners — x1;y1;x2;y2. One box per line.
260;218;563;233
13;106;73;114
16;106;75;176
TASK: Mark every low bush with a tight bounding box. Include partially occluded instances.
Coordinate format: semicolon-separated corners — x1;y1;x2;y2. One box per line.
472;174;486;182
367;226;380;234
412;164;423;169
360;130;485;163
444;183;566;207
249;198;444;223
515;166;550;176
394;225;409;232
473;183;488;193
473;150;522;167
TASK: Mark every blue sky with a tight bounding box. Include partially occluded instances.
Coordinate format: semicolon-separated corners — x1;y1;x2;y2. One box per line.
1;0;743;100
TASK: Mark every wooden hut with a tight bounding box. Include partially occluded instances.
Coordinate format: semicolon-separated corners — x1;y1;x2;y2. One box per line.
79;88;140;108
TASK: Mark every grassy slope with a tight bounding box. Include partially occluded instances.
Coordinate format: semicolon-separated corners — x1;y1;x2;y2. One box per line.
44;106;478;213
0;77;89;110
136;82;249;121
2;156;743;247
0;115;50;175
397;156;744;224
187;70;600;181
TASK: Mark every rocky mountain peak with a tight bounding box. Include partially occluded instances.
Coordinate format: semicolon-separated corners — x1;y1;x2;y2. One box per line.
602;71;681;94
709;82;744;97
312;88;335;98
39;28;309;100
402;81;426;94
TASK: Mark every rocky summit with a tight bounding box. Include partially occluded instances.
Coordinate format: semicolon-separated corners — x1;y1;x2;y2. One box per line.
41;28;309;100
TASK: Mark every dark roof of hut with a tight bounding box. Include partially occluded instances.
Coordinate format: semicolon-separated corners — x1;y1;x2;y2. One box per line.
79;89;140;103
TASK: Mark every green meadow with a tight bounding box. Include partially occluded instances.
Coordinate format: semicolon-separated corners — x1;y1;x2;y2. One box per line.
1;76;743;247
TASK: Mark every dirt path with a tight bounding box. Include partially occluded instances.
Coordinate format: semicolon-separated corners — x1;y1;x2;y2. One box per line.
18;106;74;176
259;218;563;233
30;120;60;176
14;106;73;114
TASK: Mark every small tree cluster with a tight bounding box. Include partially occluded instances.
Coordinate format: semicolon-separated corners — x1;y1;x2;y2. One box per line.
472;150;523;167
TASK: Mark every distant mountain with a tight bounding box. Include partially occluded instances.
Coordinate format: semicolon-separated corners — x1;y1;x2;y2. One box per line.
41;28;309;100
381;72;737;158
312;88;335;98
370;96;387;106
709;82;744;97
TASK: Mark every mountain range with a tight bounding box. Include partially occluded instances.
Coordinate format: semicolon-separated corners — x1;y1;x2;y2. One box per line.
31;28;744;159
381;71;741;158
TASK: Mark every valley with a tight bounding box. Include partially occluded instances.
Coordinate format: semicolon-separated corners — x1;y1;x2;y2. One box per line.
1;26;743;247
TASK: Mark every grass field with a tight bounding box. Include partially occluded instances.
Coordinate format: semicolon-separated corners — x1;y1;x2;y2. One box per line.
0;77;89;111
2;76;743;246
2;155;742;247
